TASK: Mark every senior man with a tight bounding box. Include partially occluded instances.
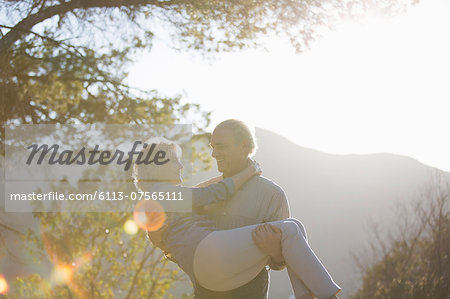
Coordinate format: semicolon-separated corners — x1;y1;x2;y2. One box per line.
195;119;290;299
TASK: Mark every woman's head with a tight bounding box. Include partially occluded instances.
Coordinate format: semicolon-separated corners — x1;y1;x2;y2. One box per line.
133;137;183;190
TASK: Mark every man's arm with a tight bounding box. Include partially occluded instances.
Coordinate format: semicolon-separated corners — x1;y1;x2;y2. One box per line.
252;223;285;269
253;189;290;270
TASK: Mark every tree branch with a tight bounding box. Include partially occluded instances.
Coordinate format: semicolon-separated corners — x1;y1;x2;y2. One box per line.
0;222;24;236
0;0;170;53
125;241;150;299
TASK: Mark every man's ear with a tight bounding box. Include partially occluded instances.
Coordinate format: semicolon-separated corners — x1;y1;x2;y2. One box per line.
240;139;250;156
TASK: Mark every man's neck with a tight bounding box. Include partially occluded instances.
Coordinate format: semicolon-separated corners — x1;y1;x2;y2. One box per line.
223;163;248;178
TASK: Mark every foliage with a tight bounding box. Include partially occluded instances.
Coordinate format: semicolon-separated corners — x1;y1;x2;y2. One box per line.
352;174;450;299
0;0;418;136
0;32;210;143
8;211;191;298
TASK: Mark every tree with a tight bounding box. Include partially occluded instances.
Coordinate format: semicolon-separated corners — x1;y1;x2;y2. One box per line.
351;173;450;299
0;0;418;135
12;212;192;298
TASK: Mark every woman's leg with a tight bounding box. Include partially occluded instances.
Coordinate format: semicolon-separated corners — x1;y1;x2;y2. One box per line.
193;218;340;298
193;223;270;292
273;219;341;299
193;219;325;298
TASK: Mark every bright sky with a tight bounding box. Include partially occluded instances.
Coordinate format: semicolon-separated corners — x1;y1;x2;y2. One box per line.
128;0;450;172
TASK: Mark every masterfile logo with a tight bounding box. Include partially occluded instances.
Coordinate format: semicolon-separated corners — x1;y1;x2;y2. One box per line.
26;141;170;171
4;124;193;213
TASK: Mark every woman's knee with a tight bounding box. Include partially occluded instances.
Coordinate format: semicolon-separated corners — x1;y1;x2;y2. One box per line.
285;218;307;240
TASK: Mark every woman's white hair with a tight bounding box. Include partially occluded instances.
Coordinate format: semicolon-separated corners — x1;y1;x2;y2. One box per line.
132;137;182;190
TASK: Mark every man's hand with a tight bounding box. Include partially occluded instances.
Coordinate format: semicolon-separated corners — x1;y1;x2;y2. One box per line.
252;224;284;267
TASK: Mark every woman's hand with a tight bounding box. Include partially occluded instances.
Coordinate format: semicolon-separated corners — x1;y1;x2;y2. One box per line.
248;159;262;176
230;159;262;191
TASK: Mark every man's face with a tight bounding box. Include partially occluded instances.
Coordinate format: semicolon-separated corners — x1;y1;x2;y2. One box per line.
210;127;248;177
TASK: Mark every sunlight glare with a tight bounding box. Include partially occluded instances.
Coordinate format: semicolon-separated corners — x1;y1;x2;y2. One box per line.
124;219;138;235
50;264;73;285
0;274;9;295
127;0;450;172
133;200;166;232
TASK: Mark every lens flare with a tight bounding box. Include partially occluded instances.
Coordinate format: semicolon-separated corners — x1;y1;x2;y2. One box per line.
40;221;91;299
124;219;138;235
133;200;166;232
50;264;73;285
0;274;9;295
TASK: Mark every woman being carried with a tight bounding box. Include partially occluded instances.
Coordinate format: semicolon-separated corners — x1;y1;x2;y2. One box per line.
133;139;341;299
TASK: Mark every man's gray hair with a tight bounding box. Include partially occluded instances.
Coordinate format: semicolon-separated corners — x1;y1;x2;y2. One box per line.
215;119;258;156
